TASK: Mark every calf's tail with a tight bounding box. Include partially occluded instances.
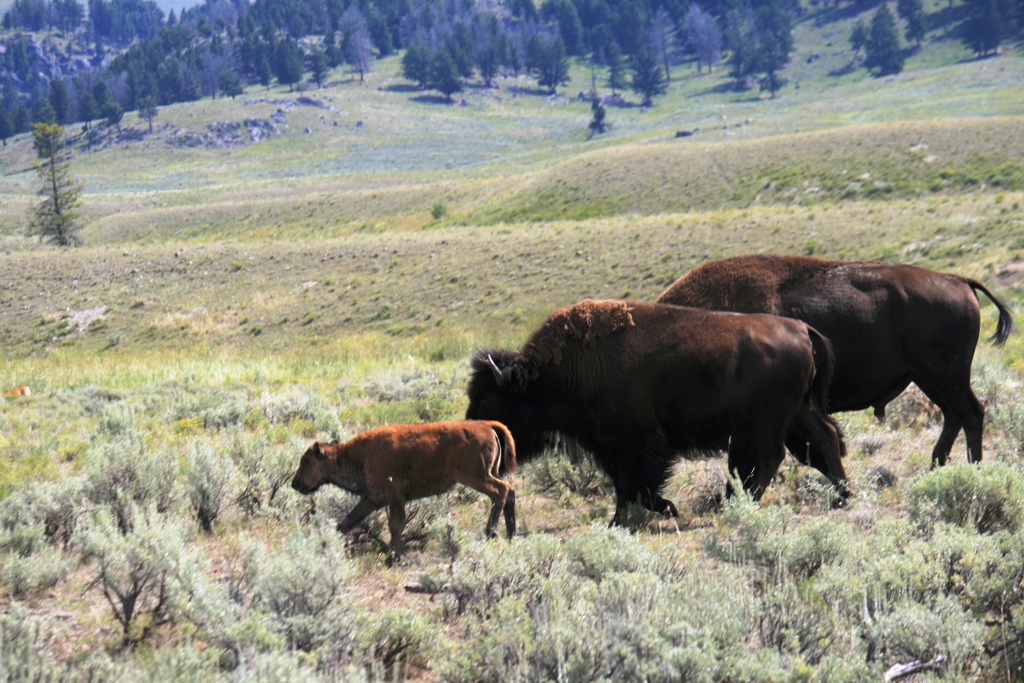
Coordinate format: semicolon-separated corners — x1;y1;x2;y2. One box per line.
491;423;518;477
965;278;1015;346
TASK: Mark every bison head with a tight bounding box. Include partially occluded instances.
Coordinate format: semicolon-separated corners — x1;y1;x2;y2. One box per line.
466;350;557;460
291;442;328;495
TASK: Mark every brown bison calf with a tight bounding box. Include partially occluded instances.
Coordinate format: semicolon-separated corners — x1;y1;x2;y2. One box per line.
291;420;517;565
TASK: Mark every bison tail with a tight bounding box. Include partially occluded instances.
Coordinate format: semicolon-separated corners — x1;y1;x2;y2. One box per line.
966;278;1015;346
807;326;835;416
492;423;518;476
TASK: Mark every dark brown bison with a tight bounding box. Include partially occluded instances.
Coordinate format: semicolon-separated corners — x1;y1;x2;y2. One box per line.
466;300;845;524
657;254;1015;467
291;420;516;565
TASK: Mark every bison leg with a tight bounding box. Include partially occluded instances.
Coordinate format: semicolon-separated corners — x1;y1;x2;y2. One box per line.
915;378;984;466
729;420;787;500
337;497;383;534
386;498;408;566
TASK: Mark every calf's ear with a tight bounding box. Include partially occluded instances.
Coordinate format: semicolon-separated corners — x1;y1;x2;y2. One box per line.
312;442;324;459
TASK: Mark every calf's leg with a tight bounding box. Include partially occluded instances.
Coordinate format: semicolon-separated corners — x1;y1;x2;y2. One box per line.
503;489;516;539
337;497;382;534
386;498;407;566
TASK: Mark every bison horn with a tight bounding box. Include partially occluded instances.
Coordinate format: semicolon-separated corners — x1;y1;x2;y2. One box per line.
487;354;507;388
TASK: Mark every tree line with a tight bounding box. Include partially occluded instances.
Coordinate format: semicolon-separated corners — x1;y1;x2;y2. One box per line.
2;0;1022;145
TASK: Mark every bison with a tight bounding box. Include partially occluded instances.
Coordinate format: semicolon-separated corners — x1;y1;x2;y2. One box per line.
291;420;517;565
466;299;845;524
657;254;1015;467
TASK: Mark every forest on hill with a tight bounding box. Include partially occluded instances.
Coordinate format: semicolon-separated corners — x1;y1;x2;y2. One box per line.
1;0;1022;141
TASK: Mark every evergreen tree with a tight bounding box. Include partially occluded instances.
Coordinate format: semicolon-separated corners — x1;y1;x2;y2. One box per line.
966;0;1005;56
13;102;31;134
606;43;628;94
683;3;722;73
29;122;84;247
726;6;757;86
631;47;667;106
256;53;273;90
752;0;793;97
473;13;504;87
32;97;56;124
78;90;99;128
850;20;868;60
340;6;373;83
647;5;678;83
138;96;157;132
428;48;463;100
49;79;71;124
587;96;607;138
897;0;926;46
273;38;305;91
306;46;329;88
544;0;585;55
103;100;123;131
0;105;12;146
528;34;571;94
218;69;244;98
865;4;904;76
402;44;431;88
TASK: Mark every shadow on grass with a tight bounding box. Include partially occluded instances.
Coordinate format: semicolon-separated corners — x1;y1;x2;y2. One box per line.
410;94;457;105
381;83;421;93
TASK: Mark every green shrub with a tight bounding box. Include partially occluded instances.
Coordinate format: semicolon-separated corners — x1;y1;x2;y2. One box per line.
704;488;794;574
0;609;63;683
231;430;301;517
355;607;439;669
442;532;565;617
80;505;192;643
250;525;355;653
875;595;984;677
782;516;849;581
563;524;675;582
83;432;179;532
260;388;337;432
1;545;74;597
0;477;86;553
757;581;839;666
906;462;1024;534
185;441;236;533
524;437;610;501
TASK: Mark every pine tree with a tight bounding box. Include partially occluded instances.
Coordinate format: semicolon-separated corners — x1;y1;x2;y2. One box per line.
428;49;463;100
0;105;12;146
631;47;667;106
606;44;628;94
865;4;904;76
587;97;607;138
850;20;868;60
138;96;158;133
752;0;793;97
528;34;571;94
896;0;926;47
273;38;305;91
683;3;722;73
966;0;1004;56
29;123;84;247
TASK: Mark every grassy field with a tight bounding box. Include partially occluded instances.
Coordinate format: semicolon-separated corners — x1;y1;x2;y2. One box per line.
3;6;1024;680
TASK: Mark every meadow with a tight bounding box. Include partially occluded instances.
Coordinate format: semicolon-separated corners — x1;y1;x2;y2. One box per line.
3;4;1024;679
